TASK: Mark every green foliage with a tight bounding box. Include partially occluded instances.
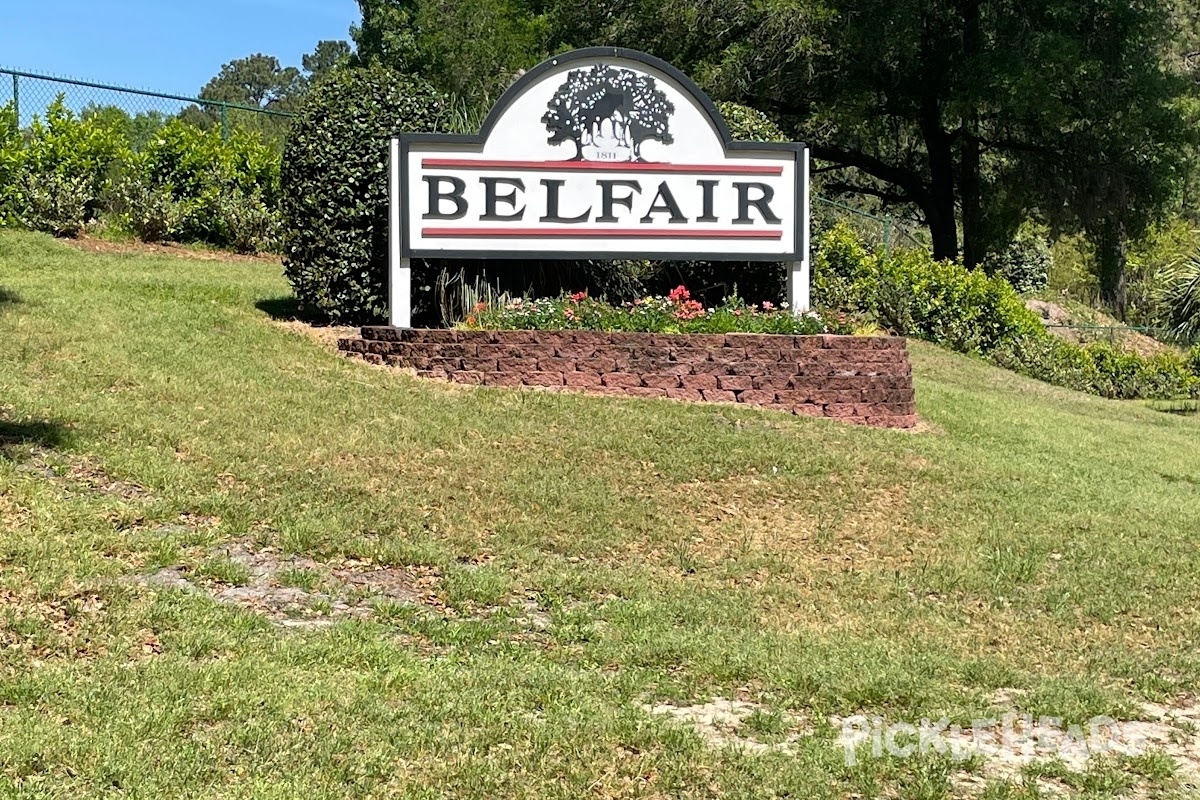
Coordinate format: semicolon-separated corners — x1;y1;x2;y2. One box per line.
0;97;129;236
990;336;1200;400
716;102;787;143
461;286;832;334
812;223;1044;354
984;228;1052;295
1155;254;1200;340
281;66;449;323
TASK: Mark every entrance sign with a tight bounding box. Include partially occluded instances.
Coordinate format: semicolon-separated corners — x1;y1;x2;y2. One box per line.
389;48;810;327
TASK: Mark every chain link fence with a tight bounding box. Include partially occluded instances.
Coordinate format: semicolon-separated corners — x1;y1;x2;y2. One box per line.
813;196;928;261
0;68;295;148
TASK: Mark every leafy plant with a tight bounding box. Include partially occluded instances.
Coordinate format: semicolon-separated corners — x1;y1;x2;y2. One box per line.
281;66;450;323
984;227;1052;295
1155;255;1200;341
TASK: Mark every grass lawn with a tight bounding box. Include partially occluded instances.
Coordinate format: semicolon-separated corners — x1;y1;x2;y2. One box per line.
1;231;1198;798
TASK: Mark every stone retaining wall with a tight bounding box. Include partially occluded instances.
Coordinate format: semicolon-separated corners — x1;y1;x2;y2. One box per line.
338;328;917;428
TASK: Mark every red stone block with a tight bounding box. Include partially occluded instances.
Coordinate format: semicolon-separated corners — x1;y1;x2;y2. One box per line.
871;337;906;350
726;361;781;377
717;375;754;391
427;357;463;371
482;372;523;386
671;333;726;349
607;331;654;346
701;389;737;403
666;388;703;401
824;403;861;418
793;403;825;418
477;344;528;359
414;330;463;344
752;375;795;391
564;371;603;388
628;359;691;376
667;349;710;366
570;330;609;346
602;372;642;388
555;343;597;359
460;358;499;373
581;357;618;373
725;333;792;349
641;373;682;389
418;369;450;381
523;372;565;387
680;374;720;390
496;357;537;371
707;348;748;366
538;357;576;372
624;387;668;398
451;371;484;385
738;390;776;405
774;389;816;405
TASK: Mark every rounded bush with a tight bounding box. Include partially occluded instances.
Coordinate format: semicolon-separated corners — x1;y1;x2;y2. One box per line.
984;229;1052;295
281;67;449;324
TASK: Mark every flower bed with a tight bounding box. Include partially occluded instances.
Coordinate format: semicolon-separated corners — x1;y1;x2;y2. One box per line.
460;286;846;335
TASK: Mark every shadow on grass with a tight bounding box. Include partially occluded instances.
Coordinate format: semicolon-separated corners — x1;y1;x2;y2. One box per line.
255;296;330;326
0;418;72;458
0;287;21;310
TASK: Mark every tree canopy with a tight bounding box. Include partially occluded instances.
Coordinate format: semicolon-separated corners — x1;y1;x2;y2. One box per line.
343;0;1199;315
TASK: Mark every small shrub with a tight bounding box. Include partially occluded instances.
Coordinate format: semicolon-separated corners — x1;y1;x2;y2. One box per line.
15;170;91;237
984;228;1052;295
1188;344;1200;376
282;67;450;324
215;189;282;254
108;171;181;242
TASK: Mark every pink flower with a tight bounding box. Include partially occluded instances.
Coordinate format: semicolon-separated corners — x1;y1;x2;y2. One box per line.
761;301;774;311
667;285;691;304
569;291;587;303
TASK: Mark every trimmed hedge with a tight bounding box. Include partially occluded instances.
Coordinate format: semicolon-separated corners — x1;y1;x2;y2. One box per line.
281;67;449;324
812;222;1200;400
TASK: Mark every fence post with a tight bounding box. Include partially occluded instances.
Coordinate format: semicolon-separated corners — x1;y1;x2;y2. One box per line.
220;105;229;141
11;74;18;128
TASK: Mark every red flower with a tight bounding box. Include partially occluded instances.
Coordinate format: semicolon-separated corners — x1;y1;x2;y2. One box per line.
473;301;487;313
569;291;587;303
668;285;691;304
673;299;705;320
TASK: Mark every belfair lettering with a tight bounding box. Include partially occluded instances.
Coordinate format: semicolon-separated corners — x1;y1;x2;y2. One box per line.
422;176;783;227
388;47;811;327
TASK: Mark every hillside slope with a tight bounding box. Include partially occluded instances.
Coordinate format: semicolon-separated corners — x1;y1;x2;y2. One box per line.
1;231;1198;798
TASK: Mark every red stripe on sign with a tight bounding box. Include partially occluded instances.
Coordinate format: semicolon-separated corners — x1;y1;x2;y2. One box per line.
422;227;784;240
420;158;784;176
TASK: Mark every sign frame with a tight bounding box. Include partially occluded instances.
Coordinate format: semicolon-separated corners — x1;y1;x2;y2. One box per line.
389;47;811;327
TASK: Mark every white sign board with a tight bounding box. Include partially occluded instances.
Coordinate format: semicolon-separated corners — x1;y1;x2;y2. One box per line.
389;47;810;327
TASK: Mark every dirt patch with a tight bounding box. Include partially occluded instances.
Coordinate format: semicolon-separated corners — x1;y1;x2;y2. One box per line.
832;693;1200;792
271;319;361;353
1026;300;1178;358
62;234;281;265
642;698;813;754
14;447;152;503
135;542;445;629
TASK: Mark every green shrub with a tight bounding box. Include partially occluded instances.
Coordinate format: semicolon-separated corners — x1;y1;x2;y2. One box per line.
991;336;1200;400
1189;344;1200;376
281;67;450;324
15;170;92;237
984;228;1052;295
3;97;128;235
812;223;1045;354
108;170;181;242
215;189;281;254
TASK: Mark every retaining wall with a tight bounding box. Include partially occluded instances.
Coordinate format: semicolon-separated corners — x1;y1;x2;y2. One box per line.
338;328;916;428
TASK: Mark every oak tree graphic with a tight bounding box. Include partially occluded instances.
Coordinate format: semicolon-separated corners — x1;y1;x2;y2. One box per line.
541;65;675;162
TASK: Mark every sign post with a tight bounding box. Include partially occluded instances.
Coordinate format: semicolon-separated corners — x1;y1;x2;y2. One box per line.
389;47;810;328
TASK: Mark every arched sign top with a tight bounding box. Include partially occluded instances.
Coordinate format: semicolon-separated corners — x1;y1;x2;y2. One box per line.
474;48;755;161
387;48;811;327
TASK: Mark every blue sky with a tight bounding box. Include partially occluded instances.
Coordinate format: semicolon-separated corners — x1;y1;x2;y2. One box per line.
0;0;361;97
